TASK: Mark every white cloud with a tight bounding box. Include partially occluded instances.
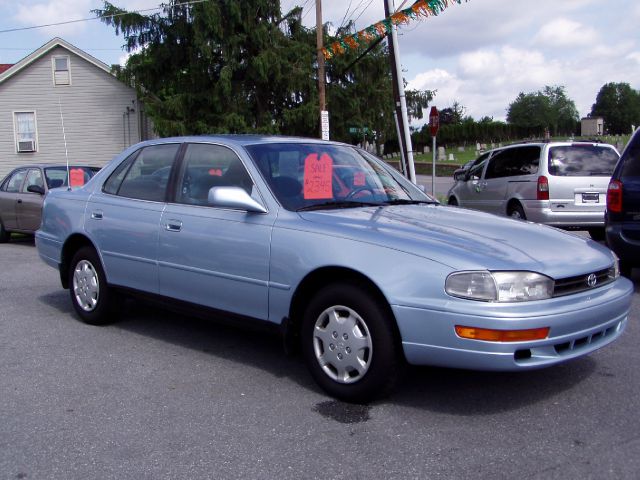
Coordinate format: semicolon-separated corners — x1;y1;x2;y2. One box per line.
12;0;168;36
533;18;599;48
406;45;631;121
14;0;93;36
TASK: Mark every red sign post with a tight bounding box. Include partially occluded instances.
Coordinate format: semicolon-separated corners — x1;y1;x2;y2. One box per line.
428;106;439;196
429;106;439;137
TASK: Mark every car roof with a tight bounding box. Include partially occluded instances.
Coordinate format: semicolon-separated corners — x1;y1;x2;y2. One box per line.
141;135;350;148
10;164;98;169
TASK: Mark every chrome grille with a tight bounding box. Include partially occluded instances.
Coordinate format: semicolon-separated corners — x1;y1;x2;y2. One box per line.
553;267;615;297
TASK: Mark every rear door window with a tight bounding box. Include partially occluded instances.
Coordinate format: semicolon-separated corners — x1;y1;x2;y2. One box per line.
4;170;27;193
110;144;180;201
548;145;619;176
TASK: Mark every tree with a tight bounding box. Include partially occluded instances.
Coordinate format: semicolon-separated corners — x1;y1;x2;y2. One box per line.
439;101;466;125
95;1;432;150
95;1;318;136
590;82;640;135
507;85;578;136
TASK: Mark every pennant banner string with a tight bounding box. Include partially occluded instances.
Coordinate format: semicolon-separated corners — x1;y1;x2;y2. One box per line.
322;0;469;60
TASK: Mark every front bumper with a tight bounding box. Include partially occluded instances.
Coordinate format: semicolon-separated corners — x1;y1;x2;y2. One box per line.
393;276;633;371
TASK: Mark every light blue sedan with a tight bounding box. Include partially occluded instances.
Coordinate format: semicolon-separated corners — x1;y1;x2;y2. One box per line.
35;136;633;402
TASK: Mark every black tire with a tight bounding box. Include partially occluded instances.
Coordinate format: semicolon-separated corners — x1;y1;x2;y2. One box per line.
68;246;115;325
508;203;526;220
0;220;9;243
301;282;400;403
448;197;458;206
588;228;606;241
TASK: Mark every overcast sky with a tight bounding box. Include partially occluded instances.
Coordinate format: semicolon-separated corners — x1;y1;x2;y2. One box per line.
1;0;638;124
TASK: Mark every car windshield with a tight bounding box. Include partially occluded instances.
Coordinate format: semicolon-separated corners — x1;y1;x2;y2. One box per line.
245;143;432;211
548;145;619;177
44;166;99;189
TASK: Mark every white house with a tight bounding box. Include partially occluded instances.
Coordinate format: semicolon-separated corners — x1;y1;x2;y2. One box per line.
0;37;154;179
581;117;604;137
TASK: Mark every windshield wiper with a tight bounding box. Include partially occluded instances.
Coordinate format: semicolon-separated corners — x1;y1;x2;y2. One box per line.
297;201;382;211
383;199;437;205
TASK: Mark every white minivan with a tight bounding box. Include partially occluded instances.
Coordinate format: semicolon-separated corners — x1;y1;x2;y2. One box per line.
447;141;620;240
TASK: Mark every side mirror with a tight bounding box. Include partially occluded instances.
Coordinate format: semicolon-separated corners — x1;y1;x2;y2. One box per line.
27;184;45;195
208;186;267;213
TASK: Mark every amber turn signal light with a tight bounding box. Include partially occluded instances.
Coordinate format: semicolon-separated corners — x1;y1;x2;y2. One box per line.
455;325;550;342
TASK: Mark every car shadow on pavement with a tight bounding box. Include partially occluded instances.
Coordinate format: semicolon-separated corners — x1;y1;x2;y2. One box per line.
389;359;596;414
37;290;605;412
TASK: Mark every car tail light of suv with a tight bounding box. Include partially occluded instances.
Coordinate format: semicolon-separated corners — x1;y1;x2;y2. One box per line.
607;180;623;213
537;176;549;200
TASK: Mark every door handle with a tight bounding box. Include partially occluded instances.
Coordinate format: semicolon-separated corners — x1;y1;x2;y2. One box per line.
165;220;182;232
91;211;103;219
17;199;22;204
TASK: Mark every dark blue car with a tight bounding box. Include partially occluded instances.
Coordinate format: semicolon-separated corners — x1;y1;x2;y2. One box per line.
606;128;640;277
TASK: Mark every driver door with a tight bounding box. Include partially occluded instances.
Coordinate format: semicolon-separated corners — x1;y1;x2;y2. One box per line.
158;143;275;320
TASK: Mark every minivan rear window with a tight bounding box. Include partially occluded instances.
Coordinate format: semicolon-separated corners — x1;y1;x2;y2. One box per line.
548;145;619;177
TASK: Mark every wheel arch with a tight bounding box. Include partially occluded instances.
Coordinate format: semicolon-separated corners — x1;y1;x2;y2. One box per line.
506;198;524;216
59;234;99;289
285;266;403;355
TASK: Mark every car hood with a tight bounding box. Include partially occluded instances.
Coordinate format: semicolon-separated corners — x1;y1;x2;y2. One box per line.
297;204;614;278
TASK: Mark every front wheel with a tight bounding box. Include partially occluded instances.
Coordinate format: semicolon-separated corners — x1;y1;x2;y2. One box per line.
68;247;114;325
301;283;400;403
0;221;9;243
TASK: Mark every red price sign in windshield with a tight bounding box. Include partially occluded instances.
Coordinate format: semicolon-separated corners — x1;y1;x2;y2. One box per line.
429;106;439;137
303;153;333;199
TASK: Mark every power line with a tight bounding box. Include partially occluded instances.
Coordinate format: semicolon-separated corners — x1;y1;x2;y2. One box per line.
0;0;210;35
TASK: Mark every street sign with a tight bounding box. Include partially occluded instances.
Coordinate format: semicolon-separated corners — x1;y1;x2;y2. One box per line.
321;110;330;141
429;106;439;137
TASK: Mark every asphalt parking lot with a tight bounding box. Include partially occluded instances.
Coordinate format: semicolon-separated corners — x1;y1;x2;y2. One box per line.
1;237;639;480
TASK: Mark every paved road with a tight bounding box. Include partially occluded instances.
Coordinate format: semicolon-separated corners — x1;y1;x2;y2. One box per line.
416;174;455;198
1;238;639;479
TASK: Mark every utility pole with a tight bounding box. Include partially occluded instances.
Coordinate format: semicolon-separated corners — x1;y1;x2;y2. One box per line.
316;0;329;140
383;0;408;177
384;0;416;183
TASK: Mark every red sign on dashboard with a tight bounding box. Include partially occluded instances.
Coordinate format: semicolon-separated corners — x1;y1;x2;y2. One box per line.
69;168;85;187
303;153;333;199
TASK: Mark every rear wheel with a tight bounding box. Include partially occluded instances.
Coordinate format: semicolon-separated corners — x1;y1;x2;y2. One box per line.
448;197;458;206
68;247;115;325
508;203;526;220
301;282;400;403
0;221;9;243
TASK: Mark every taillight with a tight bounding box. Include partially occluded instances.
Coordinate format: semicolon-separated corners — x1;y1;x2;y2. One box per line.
537;176;549;200
607;180;623;213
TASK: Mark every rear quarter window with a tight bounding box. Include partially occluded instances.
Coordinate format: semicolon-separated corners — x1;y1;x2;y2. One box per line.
548;145;619;176
485;146;540;179
620;137;640;177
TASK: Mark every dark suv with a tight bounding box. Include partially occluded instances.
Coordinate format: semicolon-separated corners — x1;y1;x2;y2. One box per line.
606;129;640;277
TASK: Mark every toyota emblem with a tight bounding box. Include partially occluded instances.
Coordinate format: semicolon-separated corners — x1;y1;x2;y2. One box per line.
587;273;597;288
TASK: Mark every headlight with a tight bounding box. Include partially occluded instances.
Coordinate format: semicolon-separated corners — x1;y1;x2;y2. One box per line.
610;253;620;280
446;271;554;302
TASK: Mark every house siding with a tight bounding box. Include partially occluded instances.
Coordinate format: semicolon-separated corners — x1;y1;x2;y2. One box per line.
0;46;141;179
